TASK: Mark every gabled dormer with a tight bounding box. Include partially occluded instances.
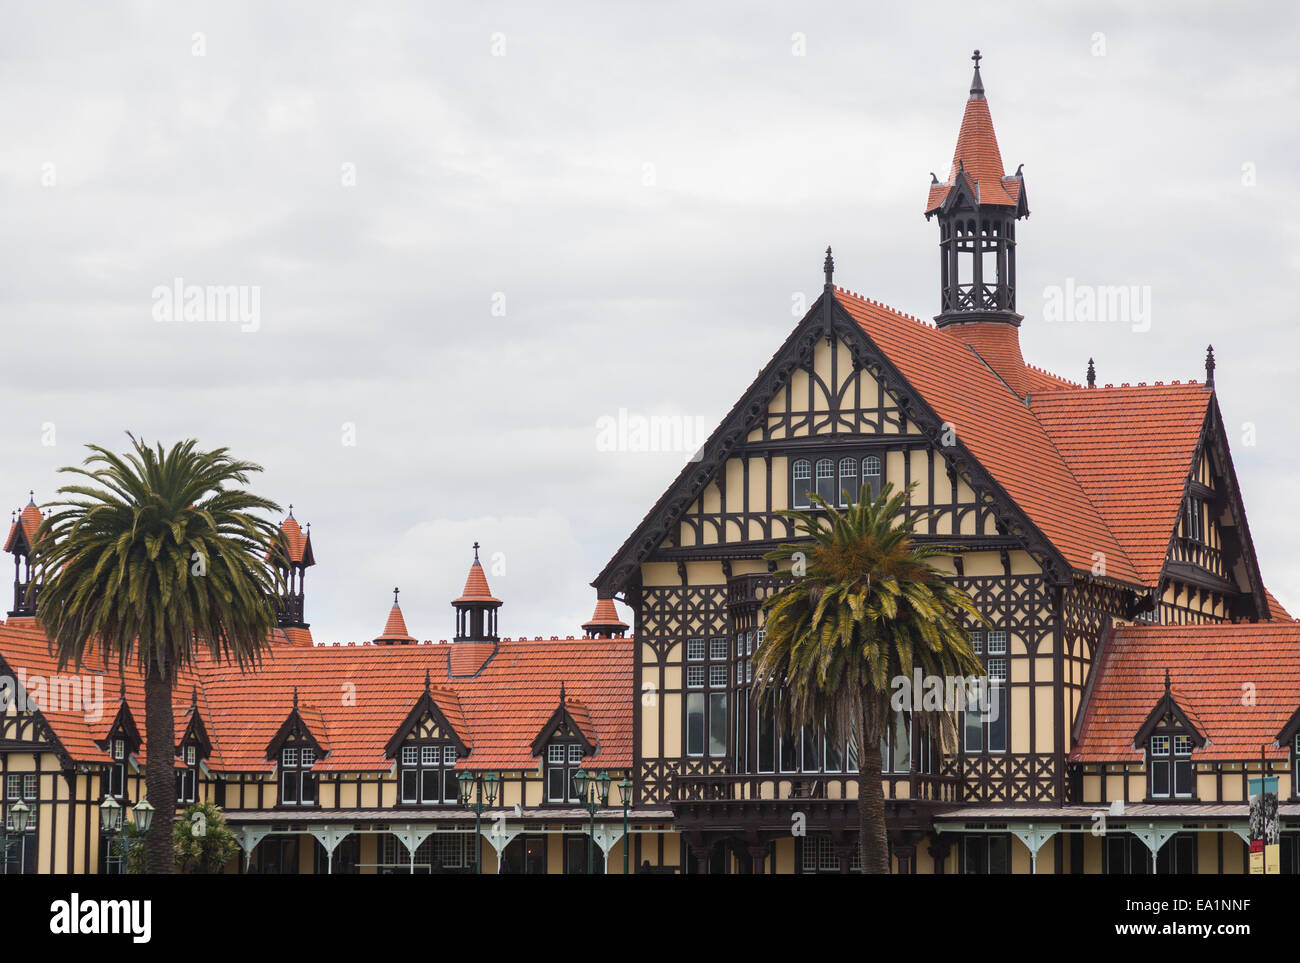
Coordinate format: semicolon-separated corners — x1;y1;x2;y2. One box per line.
175;688;211;804
531;685;596;804
1133;670;1206;801
265;688;328;807
96;690;142;799
384;672;470;806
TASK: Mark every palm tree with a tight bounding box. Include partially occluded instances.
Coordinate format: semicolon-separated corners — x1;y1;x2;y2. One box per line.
753;481;986;874
29;436;282;873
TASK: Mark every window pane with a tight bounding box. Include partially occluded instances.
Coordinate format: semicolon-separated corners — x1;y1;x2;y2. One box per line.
793;459;811;508
815;459;835;503
422;768;440;803
987;686;1007;753
708;693;727;757
421;746;437;766
547;744;565;764
863;456;882;497
568;744;583;764
780;730;798;772
401;769;418;803
547;765;565;802
892;713;911;773
987;836;1009;874
758;710;775;773
300;772;316;804
1151;759;1170;796
444;746;457;765
838;457;857;507
802;727;819;773
686;694;705;757
686;638;705;661
1174;760;1193;797
402;746;418;766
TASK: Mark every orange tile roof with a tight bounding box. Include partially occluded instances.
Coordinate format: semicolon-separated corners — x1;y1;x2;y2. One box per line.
581;598;629;635
925;88;1020;213
1071;622;1300;762
1030;383;1211;584
455;560;500;604
277;626;315;647
0;618;632;774
941;321;1032;396
4;500;43;553
1265;588;1293;621
836;289;1141;584
276;516;313;566
373;603;415;644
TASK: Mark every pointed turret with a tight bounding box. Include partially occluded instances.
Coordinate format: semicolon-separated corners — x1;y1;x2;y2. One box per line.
270;506;316;629
6;492;44;617
374;587;416;645
924;50;1033;395
582;597;629;639
452;543;501;643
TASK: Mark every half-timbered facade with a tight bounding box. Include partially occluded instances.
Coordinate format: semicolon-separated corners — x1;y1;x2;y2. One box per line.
593;51;1295;874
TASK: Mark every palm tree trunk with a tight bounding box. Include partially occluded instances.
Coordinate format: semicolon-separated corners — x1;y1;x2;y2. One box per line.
143;663;175;874
858;715;890;874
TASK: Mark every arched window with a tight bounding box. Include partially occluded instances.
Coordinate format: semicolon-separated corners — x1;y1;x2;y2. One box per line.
862;456;882;498
815;459;835;504
399;741;459;805
792;459;812;509
838;457;858;507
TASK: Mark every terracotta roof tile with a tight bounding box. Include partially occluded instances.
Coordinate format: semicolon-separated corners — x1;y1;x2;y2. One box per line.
4;501;43;553
1072;622;1300;762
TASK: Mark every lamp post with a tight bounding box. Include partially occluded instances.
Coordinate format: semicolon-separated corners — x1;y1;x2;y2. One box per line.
99;796;154;873
456;771;499;875
1;799;29;873
570;769;611;874
616;777;632;875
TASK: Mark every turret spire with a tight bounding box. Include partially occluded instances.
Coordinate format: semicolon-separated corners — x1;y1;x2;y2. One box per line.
969;48;984;99
1205;345;1216;390
1086;358;1096;388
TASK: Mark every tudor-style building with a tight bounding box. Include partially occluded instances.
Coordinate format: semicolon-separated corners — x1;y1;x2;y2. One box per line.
0;51;1295;876
592;50;1297;874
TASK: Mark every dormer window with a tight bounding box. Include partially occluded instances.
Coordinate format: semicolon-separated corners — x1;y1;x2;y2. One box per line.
1148;732;1193;799
546;743;584;803
107;738;126;798
399;742;459;805
279;745;316;806
176;743;198;804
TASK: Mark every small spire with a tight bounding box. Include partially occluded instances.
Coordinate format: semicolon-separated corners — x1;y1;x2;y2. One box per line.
1086;358;1096;388
969;49;985;99
823;246;834;288
472;541;480;564
287;503;294;520
27;490;34;506
424;668;431;693
1164;668;1171;697
1205;345;1216;390
560;681;566;704
191;685;198;708
393;586;400;607
119;674;126;702
293;685;299;710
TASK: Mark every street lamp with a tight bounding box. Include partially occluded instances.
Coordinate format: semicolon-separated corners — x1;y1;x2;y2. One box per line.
2;799;29;873
616;777;632;875
571;769;611;874
457;771;499;875
99;797;154;872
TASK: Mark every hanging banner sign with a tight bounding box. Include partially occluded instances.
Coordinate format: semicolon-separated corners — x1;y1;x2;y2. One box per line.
1248;775;1279;875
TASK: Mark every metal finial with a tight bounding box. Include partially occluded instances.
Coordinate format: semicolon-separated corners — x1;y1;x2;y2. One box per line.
293;685;299;709
1164;668;1171;697
1205;345;1216;389
969;49;985;99
930;171;939;185
1014;163;1024;177
560;681;566;704
424;668;430;693
27;490;34;505
287;503;294;519
191;685;198;708
823;246;834;288
472;541;480;564
393;586;400;606
119;673;126;702
1086;358;1096;388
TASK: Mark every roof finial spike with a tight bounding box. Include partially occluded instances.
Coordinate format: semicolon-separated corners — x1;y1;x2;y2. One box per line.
119;673;126;702
27;490;34;506
472;541;480;564
1164;668;1171;697
969;48;985;99
560;681;566;704
191;685;198;708
287;503;294;519
424;668;431;693
1205;344;1216;390
823;246;834;289
293;685;299;709
393;586;400;607
1086;358;1096;388
930;171;940;185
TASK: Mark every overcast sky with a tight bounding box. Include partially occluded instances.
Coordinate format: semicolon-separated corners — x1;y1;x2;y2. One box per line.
1;1;1297;642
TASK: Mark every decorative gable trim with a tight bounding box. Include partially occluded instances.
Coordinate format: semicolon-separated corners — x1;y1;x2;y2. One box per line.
1132;678;1207;750
97;699;142;757
1274;704;1300;748
264;707;327;760
593;291;1076;597
530;693;596;757
382;678;469;759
